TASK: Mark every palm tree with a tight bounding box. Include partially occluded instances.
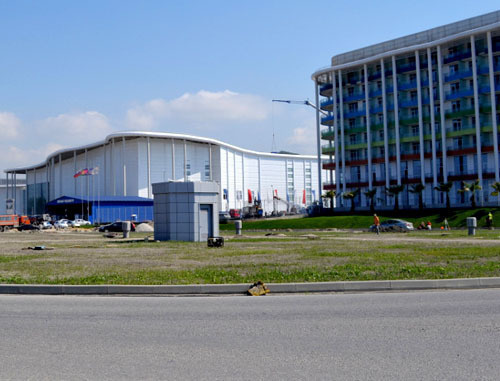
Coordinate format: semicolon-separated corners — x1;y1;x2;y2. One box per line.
491;182;500;206
363;189;377;213
409;183;426;210
342;189;360;213
434;182;453;209
458;180;482;208
386;185;405;211
322;190;336;212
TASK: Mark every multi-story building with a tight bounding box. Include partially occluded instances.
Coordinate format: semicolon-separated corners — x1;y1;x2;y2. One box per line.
312;11;500;210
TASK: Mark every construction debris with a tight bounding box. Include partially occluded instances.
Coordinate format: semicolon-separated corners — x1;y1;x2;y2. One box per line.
22;246;54;251
247;281;270;296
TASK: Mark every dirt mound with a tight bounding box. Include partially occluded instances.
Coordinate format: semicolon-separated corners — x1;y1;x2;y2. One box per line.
135;223;154;232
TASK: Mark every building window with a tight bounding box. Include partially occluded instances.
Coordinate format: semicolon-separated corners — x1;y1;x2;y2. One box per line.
410;73;416;82
451;82;460;93
450;64;459;74
452;101;461;112
348;87;354;96
410;91;417;101
411;125;419;136
204;161;210;179
349;118;355;128
413;160;421;178
186;160;191;177
452;119;461;131
379;130;384;140
412;142;419;154
349;103;357;112
411;108;418;118
378;97;383;106
350;134;357;144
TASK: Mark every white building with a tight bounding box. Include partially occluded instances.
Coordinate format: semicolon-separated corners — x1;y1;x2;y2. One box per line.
4;132;325;217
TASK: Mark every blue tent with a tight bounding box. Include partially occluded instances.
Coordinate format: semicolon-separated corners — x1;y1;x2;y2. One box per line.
46;195;153;223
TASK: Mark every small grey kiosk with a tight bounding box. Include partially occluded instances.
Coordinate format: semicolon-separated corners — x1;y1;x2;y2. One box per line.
152;181;219;242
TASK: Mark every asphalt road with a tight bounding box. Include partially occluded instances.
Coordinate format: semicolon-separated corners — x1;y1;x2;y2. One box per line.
1;289;500;380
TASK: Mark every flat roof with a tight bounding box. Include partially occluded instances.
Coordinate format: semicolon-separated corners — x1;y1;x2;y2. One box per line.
312;10;500;79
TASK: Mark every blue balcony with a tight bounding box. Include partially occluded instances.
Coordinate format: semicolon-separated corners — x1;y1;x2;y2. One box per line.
479;81;500;94
320;83;333;95
369;72;381;81
444;50;471;64
320;98;333;108
398;63;416;73
445;69;472;82
344;109;366;118
398;81;417;91
445;88;474;101
321;115;334;125
344;92;365;102
371;106;383;114
400;99;418;108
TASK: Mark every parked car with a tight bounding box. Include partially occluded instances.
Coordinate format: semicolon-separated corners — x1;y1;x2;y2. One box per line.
229;209;241;219
98;221;136;233
70;219;91;227
370;219;414;232
18;224;41;231
218;211;231;223
41;221;53;229
54;219;70;229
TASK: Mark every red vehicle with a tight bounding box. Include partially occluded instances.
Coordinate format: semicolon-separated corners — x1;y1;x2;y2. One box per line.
229;209;241;219
0;215;31;232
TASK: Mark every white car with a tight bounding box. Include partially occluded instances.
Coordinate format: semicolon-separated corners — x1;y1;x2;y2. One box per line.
70;219;91;227
54;219;70;229
41;221;53;229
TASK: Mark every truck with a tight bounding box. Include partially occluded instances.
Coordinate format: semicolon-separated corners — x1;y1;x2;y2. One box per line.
0;215;31;232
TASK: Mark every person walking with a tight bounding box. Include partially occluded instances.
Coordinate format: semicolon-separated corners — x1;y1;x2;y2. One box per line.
373;214;380;235
486;212;493;230
444;218;449;231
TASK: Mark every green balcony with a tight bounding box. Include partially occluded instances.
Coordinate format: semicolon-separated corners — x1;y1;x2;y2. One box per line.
446;128;477;138
321;145;335;155
445;108;475;119
344;126;366;134
321;130;335;140
345;142;367;150
480;105;500;114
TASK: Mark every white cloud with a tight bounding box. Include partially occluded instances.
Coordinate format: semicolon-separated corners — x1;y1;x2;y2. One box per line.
0;112;22;139
3;143;66;169
126;90;270;130
286;120;317;155
38;111;113;146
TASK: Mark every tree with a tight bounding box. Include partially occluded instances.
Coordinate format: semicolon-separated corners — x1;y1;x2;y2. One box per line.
434;182;453;209
409;183;425;210
322;190;336;212
386;185;405;211
458;180;482;208
342;189;360;213
363;189;377;213
491;182;500;197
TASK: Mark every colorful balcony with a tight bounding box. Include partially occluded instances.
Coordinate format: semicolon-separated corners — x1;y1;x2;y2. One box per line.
321;115;334;125
321;129;335;140
321;144;335;155
445;88;474;100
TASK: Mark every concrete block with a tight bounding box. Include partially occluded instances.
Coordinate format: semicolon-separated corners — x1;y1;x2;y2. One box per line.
177;213;191;223
18;285;64;295
62;285;107;295
434;278;480;289
185;182;195;192
176;194;189;203
176;232;191;241
343;281;391;291
479;277;500;288
176;202;193;213
390;279;438;290
294;282;345;293
166;194;177;203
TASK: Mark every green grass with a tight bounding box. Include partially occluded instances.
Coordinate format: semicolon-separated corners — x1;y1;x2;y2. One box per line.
220;207;500;231
1;230;500;285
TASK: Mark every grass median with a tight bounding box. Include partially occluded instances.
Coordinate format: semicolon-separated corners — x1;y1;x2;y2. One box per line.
0;229;499;285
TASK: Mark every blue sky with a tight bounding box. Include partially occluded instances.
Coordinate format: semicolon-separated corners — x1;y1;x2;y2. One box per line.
1;1;499;172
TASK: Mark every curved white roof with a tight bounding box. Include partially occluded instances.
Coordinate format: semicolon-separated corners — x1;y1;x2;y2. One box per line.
5;131;318;174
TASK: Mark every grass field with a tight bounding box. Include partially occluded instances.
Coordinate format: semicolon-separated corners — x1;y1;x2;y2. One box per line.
220;207;500;231
0;228;499;285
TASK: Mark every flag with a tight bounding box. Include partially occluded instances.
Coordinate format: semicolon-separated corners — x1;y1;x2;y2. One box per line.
303;189;306;204
74;167;99;178
248;189;253;203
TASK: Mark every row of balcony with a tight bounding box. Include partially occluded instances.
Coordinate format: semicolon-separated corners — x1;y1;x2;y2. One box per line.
319;62;500;97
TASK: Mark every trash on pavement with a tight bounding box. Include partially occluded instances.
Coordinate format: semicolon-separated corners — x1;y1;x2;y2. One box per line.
247;281;270;296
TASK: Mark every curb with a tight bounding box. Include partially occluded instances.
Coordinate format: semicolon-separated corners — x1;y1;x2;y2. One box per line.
1;277;500;295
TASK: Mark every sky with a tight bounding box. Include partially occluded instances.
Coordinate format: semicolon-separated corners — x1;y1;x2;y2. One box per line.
1;0;499;174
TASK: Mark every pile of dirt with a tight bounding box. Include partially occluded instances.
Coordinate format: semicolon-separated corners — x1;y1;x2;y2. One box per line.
135;223;154;232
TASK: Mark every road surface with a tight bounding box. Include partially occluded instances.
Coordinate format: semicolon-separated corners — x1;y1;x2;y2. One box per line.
1;289;500;380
